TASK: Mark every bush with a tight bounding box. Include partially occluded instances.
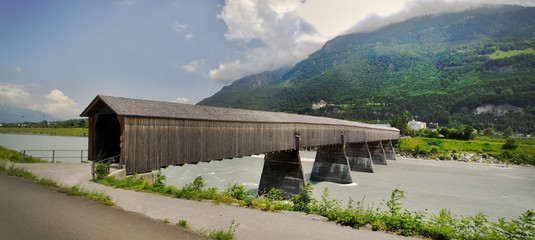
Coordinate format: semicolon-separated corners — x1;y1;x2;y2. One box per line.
502;138;519;150
292;181;314;213
153;171;166;191
226;184;249;201
94;162;109;181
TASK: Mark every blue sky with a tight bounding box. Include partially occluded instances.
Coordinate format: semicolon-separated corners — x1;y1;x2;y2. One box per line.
1;0;533;120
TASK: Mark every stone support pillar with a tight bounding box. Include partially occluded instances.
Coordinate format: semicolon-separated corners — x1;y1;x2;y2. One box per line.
369;141;387;165
310;135;353;184
258;135;305;197
383;140;397;160
258;150;305;197
346;142;374;173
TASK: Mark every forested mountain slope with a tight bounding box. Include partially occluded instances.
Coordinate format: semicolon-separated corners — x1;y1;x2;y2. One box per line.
199;5;535;133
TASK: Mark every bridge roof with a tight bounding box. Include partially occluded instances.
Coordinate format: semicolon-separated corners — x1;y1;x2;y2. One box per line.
81;95;398;131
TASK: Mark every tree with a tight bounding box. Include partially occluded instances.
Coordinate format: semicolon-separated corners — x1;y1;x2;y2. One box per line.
482;127;496;137
502;127;514;138
391;111;410;136
462;125;476;140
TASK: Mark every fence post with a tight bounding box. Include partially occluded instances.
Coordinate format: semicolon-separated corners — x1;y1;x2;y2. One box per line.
22;150;26;161
52;150;55;163
81;150;83;163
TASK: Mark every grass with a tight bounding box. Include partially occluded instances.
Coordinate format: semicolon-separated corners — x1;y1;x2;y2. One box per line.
97;173;534;239
176;219;190;229
488;47;535;59
398;137;535;165
0;127;88;137
57;185;115;206
203;220;239;240
0;158;114;206
0;145;48;163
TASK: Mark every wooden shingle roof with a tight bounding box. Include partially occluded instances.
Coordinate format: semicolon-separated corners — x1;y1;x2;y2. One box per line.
80;95;398;131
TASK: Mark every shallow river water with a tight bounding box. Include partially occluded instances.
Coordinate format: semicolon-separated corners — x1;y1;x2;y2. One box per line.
1;133;533;220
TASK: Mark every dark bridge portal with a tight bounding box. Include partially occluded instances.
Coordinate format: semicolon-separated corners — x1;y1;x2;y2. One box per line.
81;95;399;196
95;114;120;161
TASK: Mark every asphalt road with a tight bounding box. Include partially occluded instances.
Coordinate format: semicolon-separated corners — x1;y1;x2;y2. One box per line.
0;173;206;240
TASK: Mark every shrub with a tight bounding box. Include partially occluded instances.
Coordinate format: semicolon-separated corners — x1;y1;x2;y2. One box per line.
153;171;167;191
204;220;239;240
265;188;283;201
292;181;314;213
176;219;190;229
225;184;249;201
502;138;519;150
94;162;109;181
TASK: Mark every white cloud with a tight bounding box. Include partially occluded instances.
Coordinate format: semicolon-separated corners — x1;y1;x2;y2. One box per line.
186;34;194;40
0;83;32;107
210;0;535;85
210;0;326;84
15;67;22;73
0;84;79;119
41;90;80;119
346;0;535;34
174;22;188;32
172;97;190;104
182;59;205;73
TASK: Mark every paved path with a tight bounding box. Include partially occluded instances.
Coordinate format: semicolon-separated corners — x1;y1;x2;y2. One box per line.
12;162;419;240
0;173;206;240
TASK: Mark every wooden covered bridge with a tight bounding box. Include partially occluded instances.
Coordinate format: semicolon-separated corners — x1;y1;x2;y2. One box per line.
81;95;399;195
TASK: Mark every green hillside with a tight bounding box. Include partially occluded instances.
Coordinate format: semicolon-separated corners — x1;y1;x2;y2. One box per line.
199;6;535;134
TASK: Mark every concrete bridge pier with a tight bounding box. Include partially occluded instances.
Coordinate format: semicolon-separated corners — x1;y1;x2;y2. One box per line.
258;150;306;197
369;141;387;165
383;140;397;160
346;142;374;173
310;137;353;184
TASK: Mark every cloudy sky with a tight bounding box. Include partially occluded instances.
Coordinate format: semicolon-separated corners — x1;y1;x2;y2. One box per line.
1;0;534;120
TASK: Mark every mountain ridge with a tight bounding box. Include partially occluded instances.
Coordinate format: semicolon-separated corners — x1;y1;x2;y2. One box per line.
199;5;535;133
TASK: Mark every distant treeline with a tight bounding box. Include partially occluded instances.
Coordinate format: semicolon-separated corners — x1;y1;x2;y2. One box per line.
1;119;88;128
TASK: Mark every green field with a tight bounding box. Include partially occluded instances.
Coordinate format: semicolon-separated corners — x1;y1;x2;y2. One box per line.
0;127;88;137
398;137;535;165
488;47;535;59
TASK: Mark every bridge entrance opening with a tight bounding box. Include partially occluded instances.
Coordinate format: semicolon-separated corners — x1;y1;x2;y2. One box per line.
95;114;121;162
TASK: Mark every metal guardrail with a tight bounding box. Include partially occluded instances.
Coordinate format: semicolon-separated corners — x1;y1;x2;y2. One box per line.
21;150;88;163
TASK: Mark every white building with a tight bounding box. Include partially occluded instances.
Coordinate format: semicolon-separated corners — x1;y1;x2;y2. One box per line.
408;119;426;130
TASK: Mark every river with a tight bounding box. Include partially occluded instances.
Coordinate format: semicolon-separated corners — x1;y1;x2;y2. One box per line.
1;133;533;220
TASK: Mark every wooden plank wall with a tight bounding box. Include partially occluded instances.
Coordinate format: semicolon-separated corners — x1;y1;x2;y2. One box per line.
122;116;399;174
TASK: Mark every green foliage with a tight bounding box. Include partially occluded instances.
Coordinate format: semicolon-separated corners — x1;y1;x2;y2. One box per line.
225;184;250;201
2;164;38;180
292;181;315;213
199;6;535;134
489;47;535;59
421;209;459;240
58;185;114;206
391;111;410;136
37;177;60;188
0;127;88;137
378;189;425;236
0;146;47;163
503;138;519;150
153;171;167;191
493;210;535;240
204;220;239;240
399;137;535;165
265;188;283;201
94;162;109;181
96;173;535;239
176;219;190;229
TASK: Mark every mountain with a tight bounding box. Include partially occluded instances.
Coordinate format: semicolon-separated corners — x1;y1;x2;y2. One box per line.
199;5;535;133
0;105;59;123
198;67;290;109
